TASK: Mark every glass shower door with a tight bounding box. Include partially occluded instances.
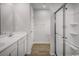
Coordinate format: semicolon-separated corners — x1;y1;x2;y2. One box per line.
56;8;64;56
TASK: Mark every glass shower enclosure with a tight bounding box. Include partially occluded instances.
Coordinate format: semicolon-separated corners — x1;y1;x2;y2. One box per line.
54;3;79;56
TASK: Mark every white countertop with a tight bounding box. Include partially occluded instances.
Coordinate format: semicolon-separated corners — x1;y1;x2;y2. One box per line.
0;32;27;53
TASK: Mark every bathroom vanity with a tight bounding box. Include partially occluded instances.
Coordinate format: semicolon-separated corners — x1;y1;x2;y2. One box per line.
0;32;27;56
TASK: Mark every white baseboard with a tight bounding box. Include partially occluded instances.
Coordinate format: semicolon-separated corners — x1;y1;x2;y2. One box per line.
33;42;50;44
50;53;55;56
27;51;31;55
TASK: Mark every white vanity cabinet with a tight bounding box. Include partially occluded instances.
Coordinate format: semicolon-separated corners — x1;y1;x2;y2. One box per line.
17;36;26;56
0;42;17;56
0;33;27;56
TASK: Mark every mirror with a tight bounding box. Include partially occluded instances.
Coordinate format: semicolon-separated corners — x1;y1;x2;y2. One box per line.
0;3;14;35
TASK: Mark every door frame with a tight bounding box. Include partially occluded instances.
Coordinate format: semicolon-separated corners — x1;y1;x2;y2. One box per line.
54;3;67;56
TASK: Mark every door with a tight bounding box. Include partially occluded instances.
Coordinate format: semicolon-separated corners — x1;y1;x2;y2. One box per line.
56;8;64;56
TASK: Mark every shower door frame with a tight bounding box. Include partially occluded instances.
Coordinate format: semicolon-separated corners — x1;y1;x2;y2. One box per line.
54;3;67;56
0;4;1;35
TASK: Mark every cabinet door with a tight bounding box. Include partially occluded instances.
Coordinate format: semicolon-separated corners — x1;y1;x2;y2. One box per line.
0;49;9;56
9;43;17;56
27;32;33;54
18;36;26;56
0;42;17;56
10;47;17;56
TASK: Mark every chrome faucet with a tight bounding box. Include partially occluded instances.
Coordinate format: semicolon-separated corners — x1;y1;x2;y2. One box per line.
8;33;13;37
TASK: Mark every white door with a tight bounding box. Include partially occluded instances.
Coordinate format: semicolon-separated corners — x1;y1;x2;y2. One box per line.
56;8;64;56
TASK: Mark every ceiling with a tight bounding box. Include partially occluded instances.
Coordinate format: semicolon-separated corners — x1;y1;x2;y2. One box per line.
31;3;63;12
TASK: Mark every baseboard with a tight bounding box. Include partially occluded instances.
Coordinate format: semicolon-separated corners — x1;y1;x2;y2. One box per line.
50;53;55;56
26;51;31;55
25;54;31;56
33;42;50;44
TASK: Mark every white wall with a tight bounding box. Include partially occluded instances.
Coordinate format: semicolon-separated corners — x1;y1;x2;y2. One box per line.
33;9;51;43
50;13;55;55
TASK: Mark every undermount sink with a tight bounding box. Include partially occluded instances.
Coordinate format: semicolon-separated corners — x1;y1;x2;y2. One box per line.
8;33;14;37
0;42;5;47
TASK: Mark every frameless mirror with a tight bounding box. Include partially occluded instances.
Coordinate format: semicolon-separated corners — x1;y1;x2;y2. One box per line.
0;3;14;36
